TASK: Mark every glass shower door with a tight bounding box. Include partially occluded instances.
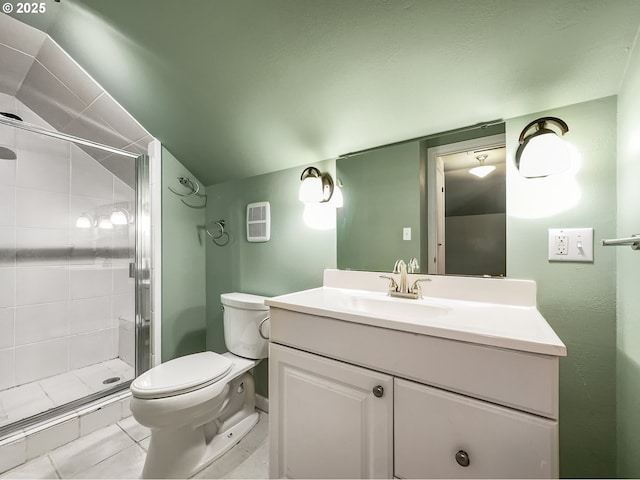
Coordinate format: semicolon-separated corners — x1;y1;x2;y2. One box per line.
0;118;150;435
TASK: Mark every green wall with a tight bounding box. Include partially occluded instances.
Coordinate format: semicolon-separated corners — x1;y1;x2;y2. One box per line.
161;147;207;361
506;97;618;478
189;99;619;476
205;160;337;396
337;142;421;272
616;38;640;478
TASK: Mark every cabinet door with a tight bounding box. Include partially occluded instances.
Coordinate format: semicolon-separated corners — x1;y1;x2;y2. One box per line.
394;378;558;479
269;343;393;479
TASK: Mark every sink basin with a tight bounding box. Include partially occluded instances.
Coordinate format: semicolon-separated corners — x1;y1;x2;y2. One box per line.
265;271;568;357
339;294;449;320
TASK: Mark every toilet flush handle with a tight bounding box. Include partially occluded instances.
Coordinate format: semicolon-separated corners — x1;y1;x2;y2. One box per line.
258;316;270;340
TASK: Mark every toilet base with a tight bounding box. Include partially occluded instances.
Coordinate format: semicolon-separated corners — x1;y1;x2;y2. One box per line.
141;411;259;478
195;411;259;475
139;369;260;479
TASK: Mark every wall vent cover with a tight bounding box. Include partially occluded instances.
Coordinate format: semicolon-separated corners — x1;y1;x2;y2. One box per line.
246;201;270;242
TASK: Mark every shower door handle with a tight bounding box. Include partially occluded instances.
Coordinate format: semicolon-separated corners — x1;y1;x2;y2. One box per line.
129;262;136;278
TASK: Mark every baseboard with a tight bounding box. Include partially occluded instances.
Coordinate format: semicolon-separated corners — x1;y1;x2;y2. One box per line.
256;394;269;413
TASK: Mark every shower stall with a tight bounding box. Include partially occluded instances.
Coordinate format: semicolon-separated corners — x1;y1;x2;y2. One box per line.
0;107;152;437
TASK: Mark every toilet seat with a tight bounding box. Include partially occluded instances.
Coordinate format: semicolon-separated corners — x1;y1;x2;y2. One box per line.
131;351;233;399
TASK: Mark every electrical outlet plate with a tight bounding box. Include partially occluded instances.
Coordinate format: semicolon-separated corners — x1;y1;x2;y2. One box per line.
548;228;594;262
403;227;411;241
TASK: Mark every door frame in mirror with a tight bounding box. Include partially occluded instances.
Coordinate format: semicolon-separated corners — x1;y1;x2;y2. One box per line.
425;133;506;274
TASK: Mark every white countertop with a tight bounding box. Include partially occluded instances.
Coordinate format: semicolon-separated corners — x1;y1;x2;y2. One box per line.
266;272;567;357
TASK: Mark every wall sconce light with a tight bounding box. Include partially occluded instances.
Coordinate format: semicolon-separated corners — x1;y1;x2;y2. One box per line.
516;116;570;178
469;154;496;178
75;213;93;229
97;216;113;230
110;207;130;226
299;167;334;203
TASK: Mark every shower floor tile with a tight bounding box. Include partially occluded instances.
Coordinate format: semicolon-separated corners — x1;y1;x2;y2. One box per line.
38;374;93;406
0;358;133;428
71;360;131;392
0;383;55;428
101;359;134;380
1;410;269;479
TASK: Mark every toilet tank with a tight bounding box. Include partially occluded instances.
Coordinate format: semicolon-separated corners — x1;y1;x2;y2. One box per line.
220;293;270;360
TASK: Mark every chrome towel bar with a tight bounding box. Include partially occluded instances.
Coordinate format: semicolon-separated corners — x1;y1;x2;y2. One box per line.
601;234;640;250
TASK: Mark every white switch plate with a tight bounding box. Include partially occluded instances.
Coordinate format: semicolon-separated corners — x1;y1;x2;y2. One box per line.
403;227;411;241
548;228;594;262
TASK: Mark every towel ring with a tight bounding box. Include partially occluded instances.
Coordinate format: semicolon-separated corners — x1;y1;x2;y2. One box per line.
206;219;230;246
168;176;200;197
169;176;207;208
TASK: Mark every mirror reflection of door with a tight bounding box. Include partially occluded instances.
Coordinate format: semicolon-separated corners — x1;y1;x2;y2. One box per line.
427;134;506;276
435;156;446;274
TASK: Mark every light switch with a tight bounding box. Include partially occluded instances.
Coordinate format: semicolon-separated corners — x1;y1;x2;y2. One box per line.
548;228;594;262
403;227;411;241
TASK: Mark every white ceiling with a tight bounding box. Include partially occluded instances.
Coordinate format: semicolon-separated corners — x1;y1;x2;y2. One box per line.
442;146;506;172
12;0;640;185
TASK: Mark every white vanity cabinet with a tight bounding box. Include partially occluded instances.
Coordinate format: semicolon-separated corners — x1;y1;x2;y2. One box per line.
394;378;557;479
269;343;393;479
267;271;565;479
268;307;561;479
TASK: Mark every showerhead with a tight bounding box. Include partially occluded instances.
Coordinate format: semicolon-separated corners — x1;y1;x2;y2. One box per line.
0;112;23;121
0;146;16;160
0;112;21;160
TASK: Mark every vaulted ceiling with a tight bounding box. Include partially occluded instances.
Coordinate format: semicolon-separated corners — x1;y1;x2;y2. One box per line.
13;0;640;185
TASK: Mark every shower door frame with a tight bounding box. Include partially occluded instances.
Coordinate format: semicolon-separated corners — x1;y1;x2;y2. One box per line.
0;115;152;436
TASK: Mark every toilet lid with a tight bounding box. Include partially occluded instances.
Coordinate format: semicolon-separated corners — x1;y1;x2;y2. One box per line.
221;292;269;311
131;352;233;399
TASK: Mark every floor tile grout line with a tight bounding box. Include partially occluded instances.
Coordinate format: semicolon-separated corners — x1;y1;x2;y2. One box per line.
3;412;268;479
46;453;62;479
64;438;141;479
37;377;58;407
45;423;136;479
116;420;139;444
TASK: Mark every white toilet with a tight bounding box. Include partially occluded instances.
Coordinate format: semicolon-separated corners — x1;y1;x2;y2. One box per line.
130;293;270;479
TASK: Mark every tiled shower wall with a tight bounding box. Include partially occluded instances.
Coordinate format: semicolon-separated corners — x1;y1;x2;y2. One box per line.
0;93;135;391
0;15;152;188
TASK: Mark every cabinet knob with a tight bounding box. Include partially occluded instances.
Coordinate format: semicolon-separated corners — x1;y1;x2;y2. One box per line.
372;385;384;398
455;450;470;467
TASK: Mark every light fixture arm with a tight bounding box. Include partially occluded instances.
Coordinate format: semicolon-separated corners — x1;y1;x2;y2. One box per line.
299;166;319;181
517;116;569;143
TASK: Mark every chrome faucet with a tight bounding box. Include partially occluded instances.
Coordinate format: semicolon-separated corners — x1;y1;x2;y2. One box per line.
393;259;408;294
380;259;431;299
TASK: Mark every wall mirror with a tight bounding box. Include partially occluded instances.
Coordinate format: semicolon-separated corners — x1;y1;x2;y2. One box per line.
336;123;506;276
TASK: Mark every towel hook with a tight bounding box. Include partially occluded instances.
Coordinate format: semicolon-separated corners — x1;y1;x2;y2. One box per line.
205;219;230;246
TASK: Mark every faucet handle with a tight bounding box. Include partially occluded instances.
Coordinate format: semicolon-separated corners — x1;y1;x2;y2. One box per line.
393;259;406;274
407;257;420;273
410;278;432;298
379;275;398;292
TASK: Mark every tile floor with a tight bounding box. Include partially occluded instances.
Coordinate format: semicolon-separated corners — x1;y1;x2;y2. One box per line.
0;359;133;428
1;411;269;479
